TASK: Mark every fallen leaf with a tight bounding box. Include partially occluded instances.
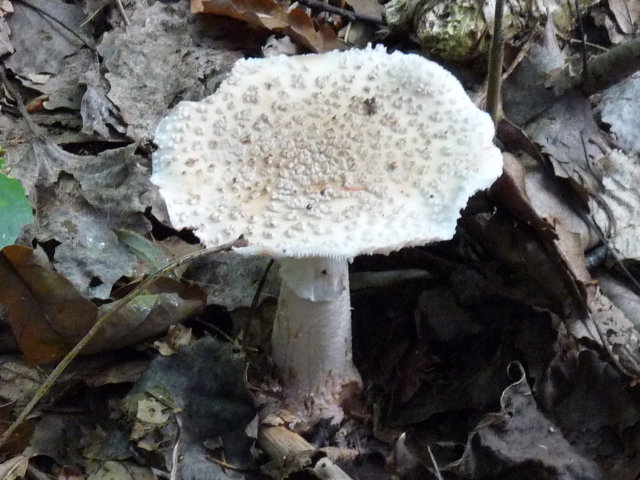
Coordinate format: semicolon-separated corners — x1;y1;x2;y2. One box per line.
574;286;640;379
0;245;207;364
87;461;155;480
9;139;159;299
4;0;89;78
114;338;255;476
123;337;255;454
502;18;565;125
0;245;98;365
448;363;603;479
97;1;218;141
491;153;640;378
343;0;382;21
608;0;640;35
80;86;127;138
83;277;206;354
594;72;640;154
521;91;640;260
136;397;174;425
0;401;36;458
0;162;33;249
0;358;46;405
116;230;173;272
82;360;149;387
0;454;29;480
192;0;340;52
0;1;14;57
597;272;640;330
540;348;640;463
526;91;608;198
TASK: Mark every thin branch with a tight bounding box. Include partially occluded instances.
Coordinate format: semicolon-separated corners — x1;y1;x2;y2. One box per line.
244;258;274;349
208;456;257;473
486;0;505;124
0;237;247;449
14;0;97;54
0;65;43;139
169;415;182;480
475;34;533;107
574;0;588;84
427;446;444;480
568;38;608;52
80;4;106;28
114;0;130;26
296;0;385;25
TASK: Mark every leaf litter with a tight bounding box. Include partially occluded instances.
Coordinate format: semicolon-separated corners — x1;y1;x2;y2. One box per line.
1;0;640;479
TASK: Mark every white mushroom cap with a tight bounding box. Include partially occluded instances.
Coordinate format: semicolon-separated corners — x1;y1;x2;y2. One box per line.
152;45;503;259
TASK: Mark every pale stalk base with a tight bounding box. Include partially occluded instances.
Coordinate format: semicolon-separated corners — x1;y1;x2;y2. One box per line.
272;257;362;423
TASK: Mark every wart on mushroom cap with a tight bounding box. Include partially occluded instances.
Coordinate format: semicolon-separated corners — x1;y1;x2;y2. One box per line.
153;46;502;257
152;45;503;423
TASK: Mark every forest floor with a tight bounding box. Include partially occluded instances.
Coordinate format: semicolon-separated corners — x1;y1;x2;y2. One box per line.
1;0;640;479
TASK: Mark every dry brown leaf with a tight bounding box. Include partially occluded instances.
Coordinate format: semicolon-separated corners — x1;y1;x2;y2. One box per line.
492;155;640;380
0;246;206;364
0;401;36;458
192;0;340;52
0;360;45;405
82;360;149;387
0;399;35;459
573;286;640;380
0;245;98;365
488;154;590;316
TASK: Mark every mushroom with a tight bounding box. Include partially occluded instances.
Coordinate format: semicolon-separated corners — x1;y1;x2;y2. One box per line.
152;45;503;423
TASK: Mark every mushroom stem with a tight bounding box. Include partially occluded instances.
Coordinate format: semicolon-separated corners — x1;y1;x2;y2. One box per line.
272;257;362;420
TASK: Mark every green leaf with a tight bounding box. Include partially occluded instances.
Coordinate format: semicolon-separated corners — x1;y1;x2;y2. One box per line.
0;163;33;248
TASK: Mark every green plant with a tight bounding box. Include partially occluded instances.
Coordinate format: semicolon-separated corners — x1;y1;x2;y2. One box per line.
0;148;33;249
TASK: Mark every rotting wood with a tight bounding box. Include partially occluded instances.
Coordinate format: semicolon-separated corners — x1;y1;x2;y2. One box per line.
258;425;355;480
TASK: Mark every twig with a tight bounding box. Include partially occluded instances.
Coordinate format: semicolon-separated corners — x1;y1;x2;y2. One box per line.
475;35;533;107
485;0;505;124
574;0;588;85
0;237;247;449
244;258;275;348
0;65;43;139
296;0;384;25
208;456;257;472
170;415;182;480
80;4;106;28
13;0;97;54
114;0;130;26
343;21;353;43
427;446;443;480
191;318;236;343
568;38;608;52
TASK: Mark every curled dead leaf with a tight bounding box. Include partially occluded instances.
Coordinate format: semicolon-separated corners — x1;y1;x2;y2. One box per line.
192;0;340;52
0;246;206;365
0;245;98;365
